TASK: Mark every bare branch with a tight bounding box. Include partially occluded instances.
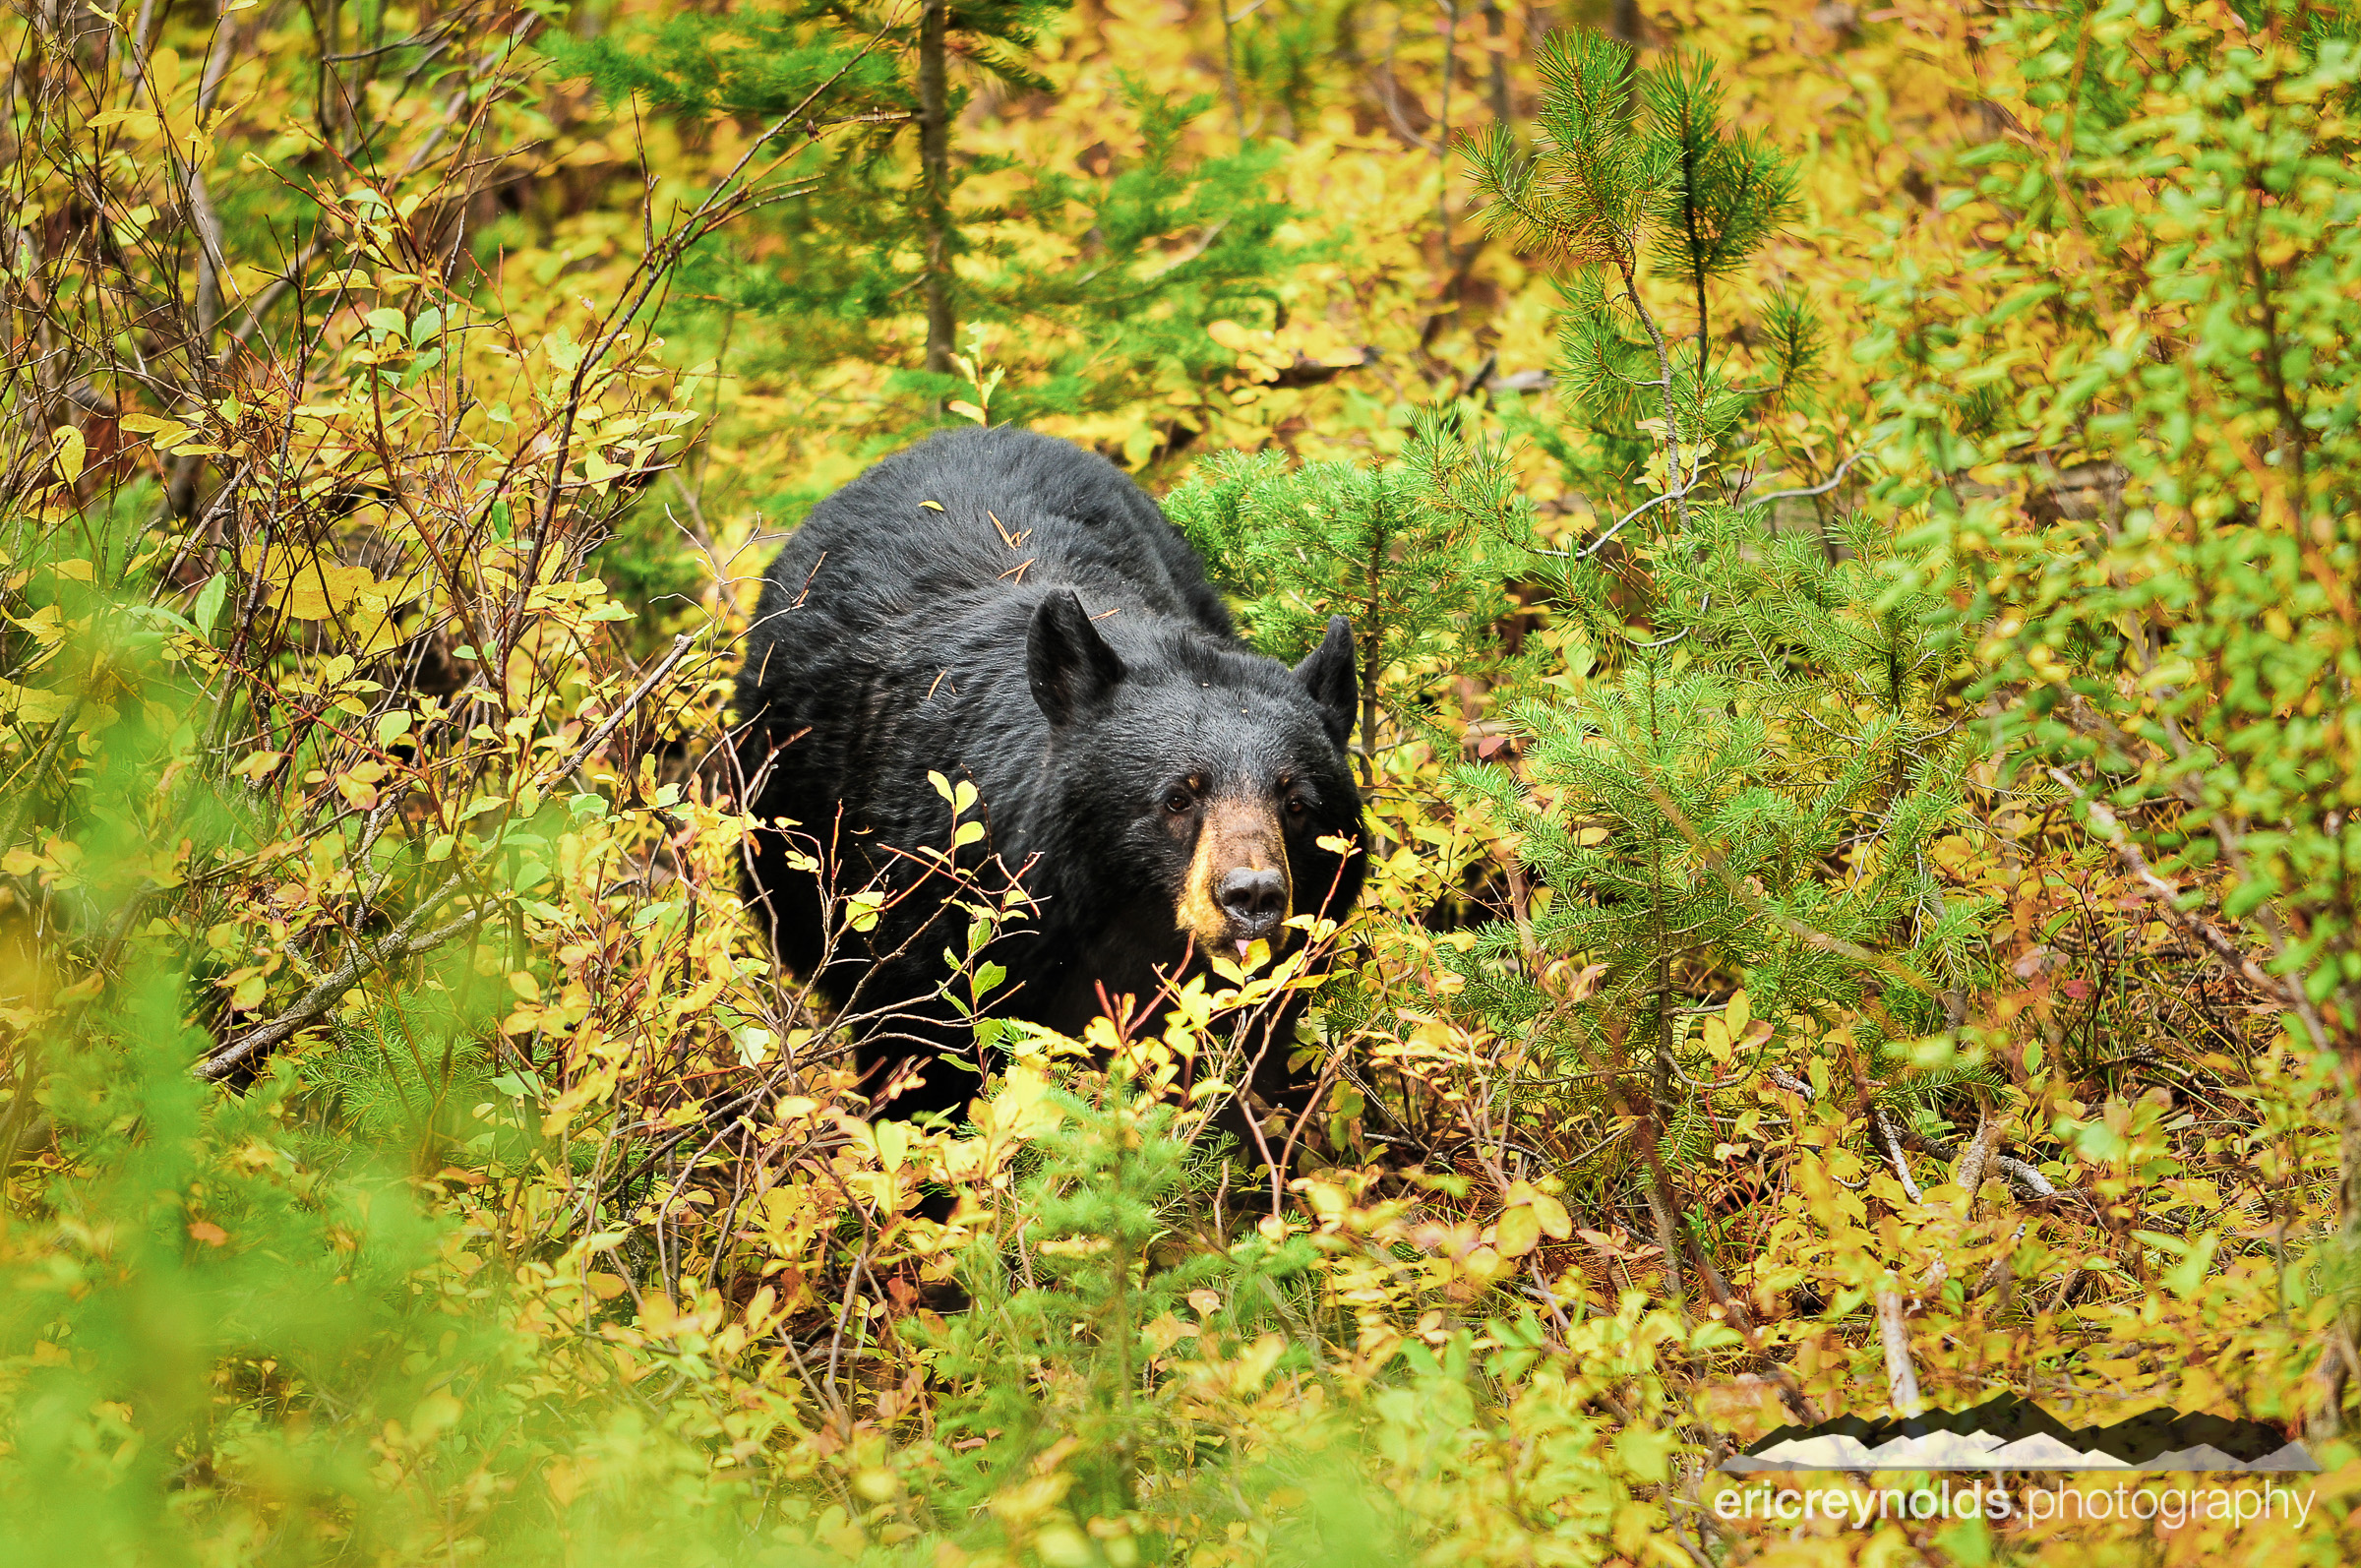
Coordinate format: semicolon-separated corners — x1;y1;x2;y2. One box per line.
197;874;479;1080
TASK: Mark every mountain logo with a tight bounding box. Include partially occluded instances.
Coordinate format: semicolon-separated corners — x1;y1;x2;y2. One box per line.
1722;1395;2319;1473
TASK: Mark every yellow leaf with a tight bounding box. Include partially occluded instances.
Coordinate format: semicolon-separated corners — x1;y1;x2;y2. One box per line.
1141;1310;1196;1355
8;605;63;647
255;554;412;648
1495;1203;1543;1258
88;110;160;139
1033;1524;1094;1568
1613;1422;1676;1483
919;500;945;512
874;1117;909;1174
1532;1193;1573;1239
1301;1180;1350;1219
989;1472;1073;1527
50;427;85;485
945;399;988;425
408;1390;463;1440
0;684;77;724
976;1062;1060;1140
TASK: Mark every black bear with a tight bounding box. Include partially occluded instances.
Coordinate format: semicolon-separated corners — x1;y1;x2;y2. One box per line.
733;426;1365;1136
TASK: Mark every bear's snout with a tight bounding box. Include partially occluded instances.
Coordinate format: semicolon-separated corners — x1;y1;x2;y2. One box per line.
1217;867;1288;940
1178;795;1294;956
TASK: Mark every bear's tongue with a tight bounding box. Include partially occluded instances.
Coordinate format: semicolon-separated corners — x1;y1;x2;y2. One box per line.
1235;939;1251;959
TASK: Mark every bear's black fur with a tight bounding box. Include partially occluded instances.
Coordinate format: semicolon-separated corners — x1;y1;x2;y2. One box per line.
733;426;1365;1134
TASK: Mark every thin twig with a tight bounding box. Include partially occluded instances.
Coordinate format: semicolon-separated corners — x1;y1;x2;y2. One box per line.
1876;1105;1923;1203
1739;449;1870;507
531;633;698;795
1896;1122;2058;1201
2045;766;2324;1047
1529;487;1690;561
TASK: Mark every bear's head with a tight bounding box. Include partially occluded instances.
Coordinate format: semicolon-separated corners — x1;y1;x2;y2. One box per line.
1026;589;1366;967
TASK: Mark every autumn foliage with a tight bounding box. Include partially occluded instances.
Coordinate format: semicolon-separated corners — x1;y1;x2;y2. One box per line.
1;0;2357;1563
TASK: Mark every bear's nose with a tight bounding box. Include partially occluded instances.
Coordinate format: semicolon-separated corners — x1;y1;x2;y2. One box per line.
1216;867;1287;940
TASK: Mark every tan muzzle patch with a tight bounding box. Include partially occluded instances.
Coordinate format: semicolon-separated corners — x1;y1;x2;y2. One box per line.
1177;795;1293;957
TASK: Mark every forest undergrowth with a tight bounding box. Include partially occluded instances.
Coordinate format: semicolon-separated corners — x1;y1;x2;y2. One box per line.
1;0;2357;1562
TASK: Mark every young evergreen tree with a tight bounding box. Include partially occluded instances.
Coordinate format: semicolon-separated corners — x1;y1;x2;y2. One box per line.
1467;31;1809;520
548;0;1060;377
1443;33;1984;1295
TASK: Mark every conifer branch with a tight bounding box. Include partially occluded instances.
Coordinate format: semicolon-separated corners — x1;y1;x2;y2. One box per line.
1630;770;1939;997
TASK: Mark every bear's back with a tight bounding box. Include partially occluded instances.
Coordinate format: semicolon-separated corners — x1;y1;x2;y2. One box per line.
755;427;1233;646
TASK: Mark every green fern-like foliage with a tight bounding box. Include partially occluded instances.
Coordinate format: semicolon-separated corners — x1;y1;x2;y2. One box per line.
961;90;1301;428
1468;32;1805;509
1451;511;1985;1067
290;973;518;1175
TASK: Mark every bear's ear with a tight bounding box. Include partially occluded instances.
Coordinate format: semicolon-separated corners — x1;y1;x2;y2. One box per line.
1028;589;1126;728
1295;615;1358;750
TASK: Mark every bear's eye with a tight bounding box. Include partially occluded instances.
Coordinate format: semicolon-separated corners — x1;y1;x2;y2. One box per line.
1164;788;1194;815
1286;795;1306;815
